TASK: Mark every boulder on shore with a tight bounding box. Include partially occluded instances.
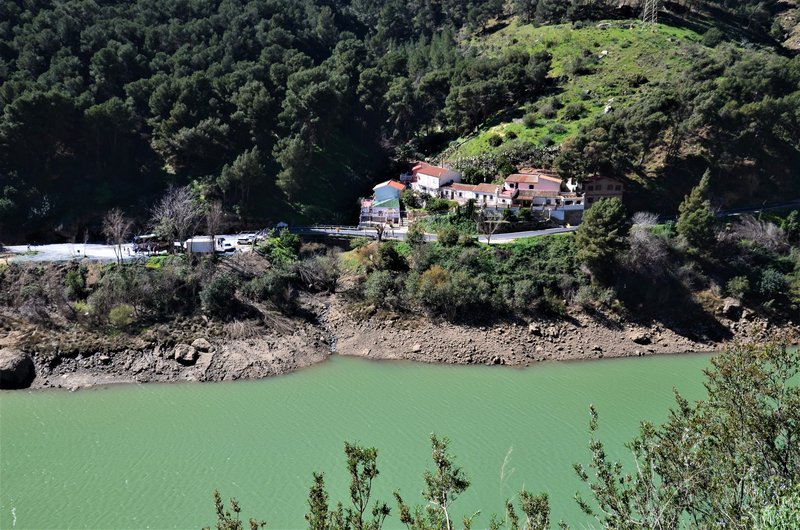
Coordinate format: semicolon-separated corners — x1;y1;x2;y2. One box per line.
722;298;743;320
191;338;212;352
0;348;35;389
173;344;198;365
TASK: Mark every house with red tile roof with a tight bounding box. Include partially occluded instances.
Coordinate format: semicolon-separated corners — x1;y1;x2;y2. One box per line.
410;162;461;195
360;180;405;226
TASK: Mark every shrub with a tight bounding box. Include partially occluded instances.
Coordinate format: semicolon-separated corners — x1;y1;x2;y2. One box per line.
538;100;559;119
425;197;452;214
362;270;398;307
200;273;238;317
540;135;555;147
64;268;86;300
505;130;518;140
242;267;295;308
563;102;586;120
759;269;786;298
726;276;750;299
108;304;135;329
549;123;567;135
295;255;339;292
20;284;42;301
702;27;724;47
574;284;616;308
349;237;371;250
401;188;419;209
376;243;407;272
487;134;503;147
437;227;460;247
522;112;538;128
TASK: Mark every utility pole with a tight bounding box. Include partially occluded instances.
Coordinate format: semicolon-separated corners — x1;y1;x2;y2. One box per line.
642;0;659;25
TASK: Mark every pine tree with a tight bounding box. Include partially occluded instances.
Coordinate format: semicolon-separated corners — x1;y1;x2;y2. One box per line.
677;170;715;250
575;197;629;281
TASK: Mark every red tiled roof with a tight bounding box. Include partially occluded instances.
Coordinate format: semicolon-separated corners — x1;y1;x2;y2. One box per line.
505;174;539;184
507;168;563;184
474;183;499;194
373;179;406;191
412;161;452;178
444;183;477;192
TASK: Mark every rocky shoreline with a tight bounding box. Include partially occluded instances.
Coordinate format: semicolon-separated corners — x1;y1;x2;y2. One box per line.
1;293;797;391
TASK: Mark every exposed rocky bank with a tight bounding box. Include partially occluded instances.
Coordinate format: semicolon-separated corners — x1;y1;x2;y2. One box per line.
1;293;796;391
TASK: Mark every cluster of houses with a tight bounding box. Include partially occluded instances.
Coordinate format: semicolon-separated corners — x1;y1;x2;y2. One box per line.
359;161;623;227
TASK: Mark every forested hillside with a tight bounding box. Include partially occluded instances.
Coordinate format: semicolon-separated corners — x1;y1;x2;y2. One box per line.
1;0;798;243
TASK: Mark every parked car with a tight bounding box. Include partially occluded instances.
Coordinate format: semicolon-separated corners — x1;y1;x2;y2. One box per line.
236;233;256;245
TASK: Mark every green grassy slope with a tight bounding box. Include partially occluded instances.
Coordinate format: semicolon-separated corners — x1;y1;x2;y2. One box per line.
445;20;706;160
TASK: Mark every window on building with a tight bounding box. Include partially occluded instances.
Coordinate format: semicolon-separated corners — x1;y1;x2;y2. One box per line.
587;185;594;191
615;185;622;191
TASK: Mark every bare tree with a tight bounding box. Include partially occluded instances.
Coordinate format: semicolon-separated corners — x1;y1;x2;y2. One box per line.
721;215;787;252
631;211;660;227
206;201;225;254
150;186;203;254
102;208;133;264
476;208;508;245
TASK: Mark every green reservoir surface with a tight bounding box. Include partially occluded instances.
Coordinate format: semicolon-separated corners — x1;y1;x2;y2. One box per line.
0;353;712;529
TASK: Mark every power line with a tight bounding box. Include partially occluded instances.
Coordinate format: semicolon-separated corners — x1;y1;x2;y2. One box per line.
642;0;660;25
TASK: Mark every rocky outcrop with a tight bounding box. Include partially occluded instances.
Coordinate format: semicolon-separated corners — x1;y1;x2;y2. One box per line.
173;344;198;365
0;348;35;389
191;338;212;352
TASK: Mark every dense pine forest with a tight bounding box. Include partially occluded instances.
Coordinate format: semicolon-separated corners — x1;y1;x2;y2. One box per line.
1;0;798;243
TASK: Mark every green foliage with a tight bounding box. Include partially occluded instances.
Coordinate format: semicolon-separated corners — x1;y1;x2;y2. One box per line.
780;210;800;243
304;443;389;530
726;275;751;299
108;304;135;329
242;267;297;309
487;134;503;147
702;27;725;47
677;171;716;251
759;268;787;298
437;227;460;247
350;237;371;250
205;490;265;530
575;198;629;280
401;189;420;210
575;342;800;529
200;274;238;318
64;268;86;300
425;198;453;214
573;284;615;308
395;434;472;530
256;229;301;266
758;485;800;530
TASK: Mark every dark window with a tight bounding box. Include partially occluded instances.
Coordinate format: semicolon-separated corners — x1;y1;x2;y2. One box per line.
587;185;594;191
607;184;614;190
615;185;622;191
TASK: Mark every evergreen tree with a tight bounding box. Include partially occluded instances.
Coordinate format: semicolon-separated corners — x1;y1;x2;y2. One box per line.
677;170;716;250
575;197;629;281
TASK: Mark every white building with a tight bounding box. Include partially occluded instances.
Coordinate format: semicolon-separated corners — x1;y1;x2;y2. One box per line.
410;162;461;195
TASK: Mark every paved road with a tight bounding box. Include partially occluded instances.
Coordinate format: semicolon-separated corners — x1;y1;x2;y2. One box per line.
5;198;797;263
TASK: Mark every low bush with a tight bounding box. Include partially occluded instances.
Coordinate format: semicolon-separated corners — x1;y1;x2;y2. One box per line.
487;134;503;147
522;112;538;128
242;267;296;308
200;274;238;317
65;268;86;300
573;284;616;308
349;237;371;250
437;227;460;247
726;276;750;299
108;304;135;329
